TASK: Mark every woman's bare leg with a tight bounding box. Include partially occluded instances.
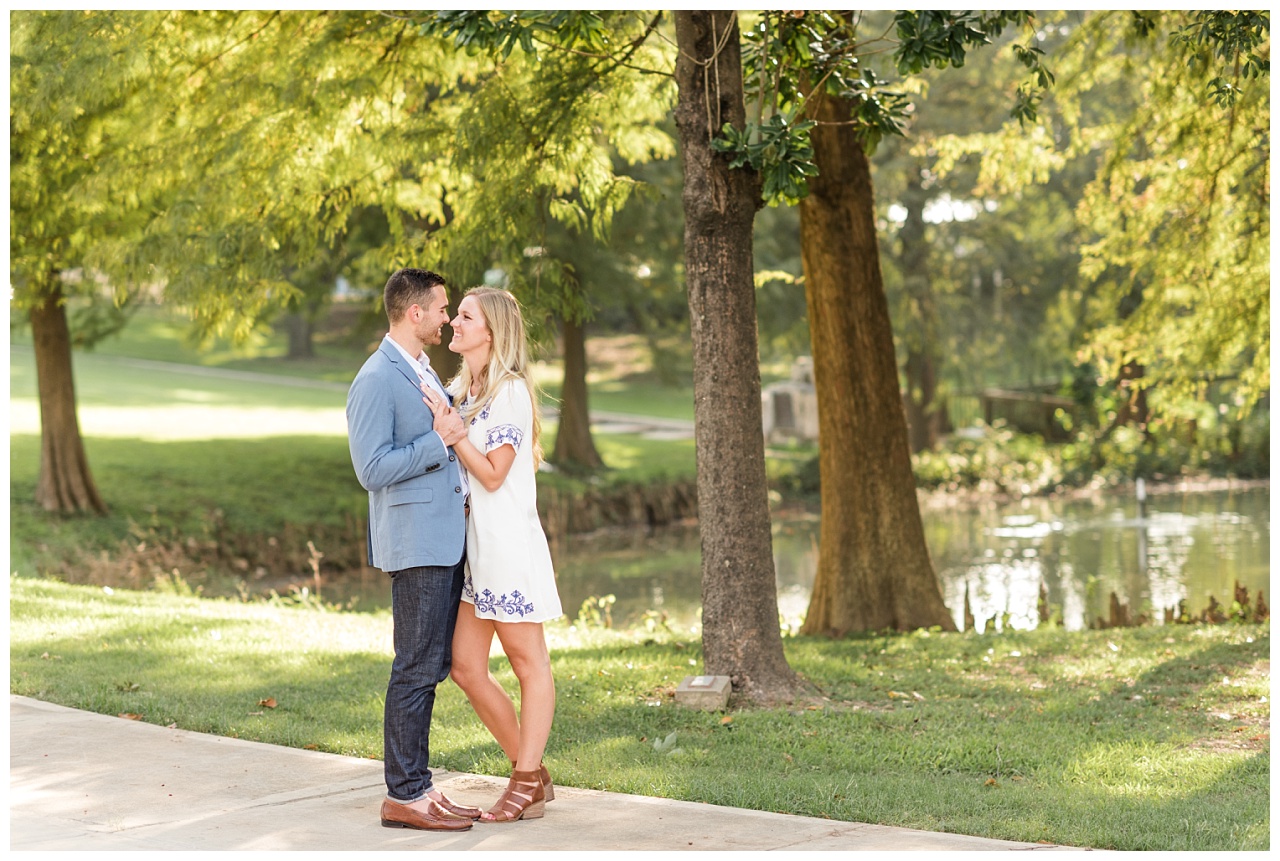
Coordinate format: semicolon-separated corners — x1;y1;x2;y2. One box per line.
493;621;555;773
449;606;520;761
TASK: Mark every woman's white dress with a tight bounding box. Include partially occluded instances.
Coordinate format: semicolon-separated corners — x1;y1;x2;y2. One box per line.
460;379;562;623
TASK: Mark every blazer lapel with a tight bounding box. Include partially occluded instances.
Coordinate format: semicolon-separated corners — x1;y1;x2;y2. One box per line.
381;339;453;406
381;339;424;394
423;363;453;405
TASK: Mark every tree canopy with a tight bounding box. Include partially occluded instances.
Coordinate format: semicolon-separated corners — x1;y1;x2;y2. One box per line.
930;10;1270;421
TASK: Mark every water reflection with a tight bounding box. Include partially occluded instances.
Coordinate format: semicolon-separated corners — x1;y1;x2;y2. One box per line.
261;487;1267;633
551;486;1269;633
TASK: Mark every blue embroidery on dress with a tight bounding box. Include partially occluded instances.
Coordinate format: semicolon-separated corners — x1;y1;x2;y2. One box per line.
486;423;523;450
463;571;475;601
474;588;535;618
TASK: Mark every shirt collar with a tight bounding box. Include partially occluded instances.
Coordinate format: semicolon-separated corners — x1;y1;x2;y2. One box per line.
383;333;428;377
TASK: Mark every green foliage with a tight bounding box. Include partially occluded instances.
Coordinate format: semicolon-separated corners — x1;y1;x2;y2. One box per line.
11;576;1270;850
913;428;1068;495
431;10;612;59
415;10;676;334
726;11;1053;205
10;11;185;318
894;11;1021;72
1067;12;1270;416
1171;11;1270;98
910;408;1270;494
10;11;480;341
925;11;1269;429
711;115;817;205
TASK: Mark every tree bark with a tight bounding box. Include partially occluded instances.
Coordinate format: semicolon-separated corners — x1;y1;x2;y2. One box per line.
797;87;955;635
551;316;604;472
674;10;797;699
30;283;108;514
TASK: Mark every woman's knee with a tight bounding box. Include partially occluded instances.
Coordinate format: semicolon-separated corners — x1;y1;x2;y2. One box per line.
449;656;488;691
505;645;551;683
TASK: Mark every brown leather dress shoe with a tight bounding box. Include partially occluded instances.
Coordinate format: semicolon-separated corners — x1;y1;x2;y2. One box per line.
380;798;474;831
432;791;483;820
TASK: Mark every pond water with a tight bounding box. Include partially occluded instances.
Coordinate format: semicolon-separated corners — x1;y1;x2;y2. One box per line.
319;485;1269;633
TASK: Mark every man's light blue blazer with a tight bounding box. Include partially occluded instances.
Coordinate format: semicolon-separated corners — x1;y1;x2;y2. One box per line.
346;338;466;573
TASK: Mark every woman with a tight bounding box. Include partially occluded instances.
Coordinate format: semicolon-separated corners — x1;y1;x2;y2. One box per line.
422;287;561;823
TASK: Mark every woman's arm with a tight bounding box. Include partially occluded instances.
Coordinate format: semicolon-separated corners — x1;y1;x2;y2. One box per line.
423;384;519;492
452;434;517;493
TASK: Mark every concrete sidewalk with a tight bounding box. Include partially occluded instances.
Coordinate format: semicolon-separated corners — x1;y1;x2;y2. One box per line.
10;696;1082;852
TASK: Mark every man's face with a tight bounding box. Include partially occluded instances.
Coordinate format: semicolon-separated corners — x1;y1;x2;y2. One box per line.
414;286;451;347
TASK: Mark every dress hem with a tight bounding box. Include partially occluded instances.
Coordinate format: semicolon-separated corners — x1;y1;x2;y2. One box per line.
460;595;562;624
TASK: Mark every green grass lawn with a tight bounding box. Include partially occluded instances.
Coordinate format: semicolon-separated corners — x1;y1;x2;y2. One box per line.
10;576;1268;851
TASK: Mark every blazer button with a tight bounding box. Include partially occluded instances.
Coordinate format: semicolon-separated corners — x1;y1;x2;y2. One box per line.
454;486;462;493
449;454;456;462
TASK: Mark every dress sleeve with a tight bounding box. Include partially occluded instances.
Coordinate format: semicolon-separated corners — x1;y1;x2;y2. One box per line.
482;380;531;453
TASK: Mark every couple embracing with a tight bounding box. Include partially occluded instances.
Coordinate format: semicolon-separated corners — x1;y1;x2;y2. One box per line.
346;268;562;831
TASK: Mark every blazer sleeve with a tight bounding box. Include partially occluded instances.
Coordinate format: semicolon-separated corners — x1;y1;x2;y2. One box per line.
346;368;448;492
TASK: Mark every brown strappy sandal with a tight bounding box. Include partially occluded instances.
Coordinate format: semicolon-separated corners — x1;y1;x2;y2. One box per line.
482;768;545;822
511;760;555;802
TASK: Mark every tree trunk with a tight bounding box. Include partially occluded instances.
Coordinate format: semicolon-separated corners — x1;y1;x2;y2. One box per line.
797;88;955;635
282;312;315;359
674;10;797;699
551;316;604;472
903;347;941;453
426;337;459;384
899;168;947;453
30;284;108;514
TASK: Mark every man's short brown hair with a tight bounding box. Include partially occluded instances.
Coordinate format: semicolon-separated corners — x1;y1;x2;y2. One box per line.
384;268;446;324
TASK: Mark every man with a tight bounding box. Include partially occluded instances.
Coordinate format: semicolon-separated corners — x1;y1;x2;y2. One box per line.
346;268;479;831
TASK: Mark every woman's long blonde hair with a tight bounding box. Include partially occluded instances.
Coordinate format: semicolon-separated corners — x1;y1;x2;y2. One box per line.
448;287;543;467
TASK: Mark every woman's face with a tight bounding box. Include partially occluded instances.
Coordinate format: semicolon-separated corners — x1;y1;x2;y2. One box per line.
449;295;492;358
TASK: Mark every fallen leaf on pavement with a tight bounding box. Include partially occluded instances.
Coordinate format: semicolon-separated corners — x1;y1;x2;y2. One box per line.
119;713;143;721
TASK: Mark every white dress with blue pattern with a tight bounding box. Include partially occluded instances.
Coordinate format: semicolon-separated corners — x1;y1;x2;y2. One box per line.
460;379;562;623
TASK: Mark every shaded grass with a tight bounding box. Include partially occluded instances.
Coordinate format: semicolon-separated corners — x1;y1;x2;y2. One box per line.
10;577;1268;851
10;426;698;598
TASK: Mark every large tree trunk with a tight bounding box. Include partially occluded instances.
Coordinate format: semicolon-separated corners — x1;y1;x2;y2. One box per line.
551;316;604;472
674;10;796;700
797;87;955;636
31;284;108;514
